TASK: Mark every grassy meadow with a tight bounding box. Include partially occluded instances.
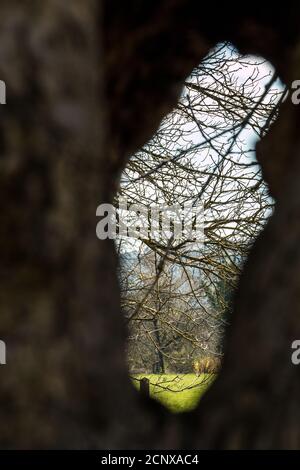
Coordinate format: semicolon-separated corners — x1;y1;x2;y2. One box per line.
133;373;215;413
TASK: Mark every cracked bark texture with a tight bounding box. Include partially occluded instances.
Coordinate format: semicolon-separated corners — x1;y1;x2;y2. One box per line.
0;0;300;448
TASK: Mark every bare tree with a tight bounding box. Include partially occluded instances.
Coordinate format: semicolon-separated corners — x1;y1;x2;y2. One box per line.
118;44;281;375
0;0;299;450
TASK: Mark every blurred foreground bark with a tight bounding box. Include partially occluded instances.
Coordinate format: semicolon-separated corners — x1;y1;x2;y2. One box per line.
0;0;300;448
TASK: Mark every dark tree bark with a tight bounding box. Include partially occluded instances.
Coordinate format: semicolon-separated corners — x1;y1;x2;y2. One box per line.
0;0;300;449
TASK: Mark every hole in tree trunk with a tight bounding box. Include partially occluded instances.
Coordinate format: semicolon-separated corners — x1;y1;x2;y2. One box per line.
115;43;284;413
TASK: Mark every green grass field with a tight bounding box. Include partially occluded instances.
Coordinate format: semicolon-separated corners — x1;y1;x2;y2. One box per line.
133;373;215;413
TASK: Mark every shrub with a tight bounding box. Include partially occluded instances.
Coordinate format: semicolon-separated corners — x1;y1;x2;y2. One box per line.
193;356;221;375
